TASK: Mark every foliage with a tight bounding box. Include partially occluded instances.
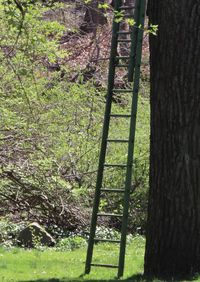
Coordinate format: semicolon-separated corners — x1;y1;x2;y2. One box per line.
0;0;101;231
0;0;150;235
0;218;25;246
93;226;134;244
56;235;87;251
95;226;121;240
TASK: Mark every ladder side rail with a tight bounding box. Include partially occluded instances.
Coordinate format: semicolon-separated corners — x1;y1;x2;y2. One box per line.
128;0;141;82
85;0;122;275
118;0;147;278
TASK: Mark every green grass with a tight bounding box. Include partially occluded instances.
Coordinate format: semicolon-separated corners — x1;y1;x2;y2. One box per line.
0;237;145;282
0;237;200;282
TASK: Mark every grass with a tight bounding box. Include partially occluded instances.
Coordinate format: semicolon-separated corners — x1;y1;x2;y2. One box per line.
0;237;145;282
0;236;200;282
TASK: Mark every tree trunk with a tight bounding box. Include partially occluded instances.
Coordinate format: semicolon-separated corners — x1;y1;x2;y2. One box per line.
144;0;200;279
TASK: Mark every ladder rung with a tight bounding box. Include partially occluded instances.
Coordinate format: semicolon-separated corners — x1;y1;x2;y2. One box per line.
113;88;132;92
120;5;135;9
117;31;132;35
97;213;123;217
124;14;134;18
107;139;129;143
104;164;127;168
110;114;132;118
117;64;129;67
94;238;121;243
115;56;130;60
90;263;118;268
117;39;131;43
101;189;125;193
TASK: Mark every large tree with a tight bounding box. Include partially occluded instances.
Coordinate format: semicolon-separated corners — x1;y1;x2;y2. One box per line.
144;0;200;278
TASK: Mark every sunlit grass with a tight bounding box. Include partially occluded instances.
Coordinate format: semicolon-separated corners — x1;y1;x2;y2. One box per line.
1;236;200;282
0;237;145;282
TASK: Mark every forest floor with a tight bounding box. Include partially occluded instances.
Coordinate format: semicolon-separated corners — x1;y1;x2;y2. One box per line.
0;236;199;282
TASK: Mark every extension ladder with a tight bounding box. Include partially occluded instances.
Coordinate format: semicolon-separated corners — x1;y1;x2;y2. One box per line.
85;0;146;278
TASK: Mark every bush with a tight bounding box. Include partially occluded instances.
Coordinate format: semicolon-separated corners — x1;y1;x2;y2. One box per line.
0;218;25;246
0;1;102;232
0;0;150;234
95;226;120;240
56;236;87;251
91;226;133;244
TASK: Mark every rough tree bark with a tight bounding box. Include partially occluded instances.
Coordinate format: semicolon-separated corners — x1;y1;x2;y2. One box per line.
144;0;200;279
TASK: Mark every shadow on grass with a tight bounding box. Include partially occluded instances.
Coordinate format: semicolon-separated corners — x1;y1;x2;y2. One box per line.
18;274;145;282
18;273;200;282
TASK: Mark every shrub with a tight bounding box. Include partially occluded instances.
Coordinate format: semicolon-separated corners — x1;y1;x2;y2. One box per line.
90;226;133;244
0;218;25;246
0;0;150;235
56;236;87;251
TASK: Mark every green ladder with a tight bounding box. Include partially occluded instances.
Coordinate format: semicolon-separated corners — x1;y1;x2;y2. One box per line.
85;0;146;278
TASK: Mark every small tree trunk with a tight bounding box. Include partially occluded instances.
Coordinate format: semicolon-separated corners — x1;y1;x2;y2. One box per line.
144;0;200;279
